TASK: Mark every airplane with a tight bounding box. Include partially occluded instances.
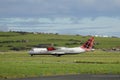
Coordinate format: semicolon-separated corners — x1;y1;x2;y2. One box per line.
29;37;94;57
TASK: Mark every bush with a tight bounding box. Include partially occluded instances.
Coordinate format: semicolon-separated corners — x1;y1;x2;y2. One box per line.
10;47;26;51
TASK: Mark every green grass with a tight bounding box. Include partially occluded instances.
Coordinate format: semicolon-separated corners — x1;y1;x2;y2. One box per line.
0;32;120;79
0;32;120;51
0;50;120;79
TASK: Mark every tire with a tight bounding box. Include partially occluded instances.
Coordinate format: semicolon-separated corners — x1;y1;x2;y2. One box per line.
55;54;61;57
31;54;33;56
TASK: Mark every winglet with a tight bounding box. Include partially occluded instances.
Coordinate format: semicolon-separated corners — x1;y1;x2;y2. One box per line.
81;37;94;51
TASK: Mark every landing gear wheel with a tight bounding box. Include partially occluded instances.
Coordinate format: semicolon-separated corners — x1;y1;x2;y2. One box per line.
55;54;61;57
31;54;33;56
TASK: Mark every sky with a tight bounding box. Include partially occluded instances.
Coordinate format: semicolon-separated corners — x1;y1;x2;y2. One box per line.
0;0;120;37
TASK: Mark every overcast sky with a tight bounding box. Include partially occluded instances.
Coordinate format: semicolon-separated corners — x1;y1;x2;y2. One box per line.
0;0;120;37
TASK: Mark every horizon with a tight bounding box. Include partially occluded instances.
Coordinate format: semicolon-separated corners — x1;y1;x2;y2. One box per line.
1;30;119;38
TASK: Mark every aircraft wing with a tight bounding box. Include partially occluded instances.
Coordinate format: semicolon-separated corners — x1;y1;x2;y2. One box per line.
49;49;77;54
49;50;65;54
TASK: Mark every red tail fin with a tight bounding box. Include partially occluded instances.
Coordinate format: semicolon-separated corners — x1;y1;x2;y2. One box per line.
81;37;94;51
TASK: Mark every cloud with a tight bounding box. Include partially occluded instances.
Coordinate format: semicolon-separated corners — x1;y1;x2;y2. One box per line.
78;17;120;28
0;17;120;37
0;0;120;37
0;0;120;17
0;24;8;31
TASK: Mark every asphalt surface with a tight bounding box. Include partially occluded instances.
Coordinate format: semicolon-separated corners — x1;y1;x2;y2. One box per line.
9;74;120;80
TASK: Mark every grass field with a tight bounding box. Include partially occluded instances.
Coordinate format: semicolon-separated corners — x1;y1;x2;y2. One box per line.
0;32;120;79
0;50;120;79
0;32;120;51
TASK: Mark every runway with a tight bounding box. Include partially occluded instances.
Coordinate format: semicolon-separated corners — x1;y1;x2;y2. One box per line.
12;74;120;80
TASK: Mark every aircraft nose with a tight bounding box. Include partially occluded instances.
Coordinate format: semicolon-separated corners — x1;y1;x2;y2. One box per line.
29;50;34;54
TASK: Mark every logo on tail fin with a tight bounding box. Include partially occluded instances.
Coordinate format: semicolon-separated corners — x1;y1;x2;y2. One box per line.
81;37;94;51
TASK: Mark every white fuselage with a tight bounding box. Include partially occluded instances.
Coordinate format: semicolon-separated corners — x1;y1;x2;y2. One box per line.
29;47;85;55
29;48;48;54
57;47;85;53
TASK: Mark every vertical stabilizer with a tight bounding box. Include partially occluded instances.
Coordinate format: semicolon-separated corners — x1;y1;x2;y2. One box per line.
81;37;94;51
